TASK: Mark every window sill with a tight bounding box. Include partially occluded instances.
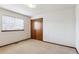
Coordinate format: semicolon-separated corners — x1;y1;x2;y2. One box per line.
1;30;24;32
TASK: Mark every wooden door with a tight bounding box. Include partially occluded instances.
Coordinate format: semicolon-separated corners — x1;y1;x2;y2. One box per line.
31;20;36;39
31;18;43;41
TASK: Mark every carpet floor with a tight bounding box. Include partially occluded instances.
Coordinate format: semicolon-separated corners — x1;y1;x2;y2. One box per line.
0;39;77;54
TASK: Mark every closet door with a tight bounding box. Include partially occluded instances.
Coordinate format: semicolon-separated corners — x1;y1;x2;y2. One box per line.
31;18;43;41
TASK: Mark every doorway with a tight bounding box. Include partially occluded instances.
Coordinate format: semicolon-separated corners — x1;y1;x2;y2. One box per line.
31;18;43;41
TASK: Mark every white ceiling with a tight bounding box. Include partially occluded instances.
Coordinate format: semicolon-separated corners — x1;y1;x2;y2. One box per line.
0;4;75;16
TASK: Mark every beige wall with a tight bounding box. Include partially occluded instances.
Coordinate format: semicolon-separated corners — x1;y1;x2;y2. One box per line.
76;4;79;53
33;6;75;47
0;8;31;46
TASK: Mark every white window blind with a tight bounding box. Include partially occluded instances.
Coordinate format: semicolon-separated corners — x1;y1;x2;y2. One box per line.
2;15;24;31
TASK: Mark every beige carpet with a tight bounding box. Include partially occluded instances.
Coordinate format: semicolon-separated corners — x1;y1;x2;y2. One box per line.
0;39;77;54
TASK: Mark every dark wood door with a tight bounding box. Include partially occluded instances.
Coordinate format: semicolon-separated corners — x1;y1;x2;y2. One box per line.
31;18;43;41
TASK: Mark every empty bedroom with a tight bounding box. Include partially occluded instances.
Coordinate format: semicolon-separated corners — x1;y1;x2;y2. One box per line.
0;4;79;54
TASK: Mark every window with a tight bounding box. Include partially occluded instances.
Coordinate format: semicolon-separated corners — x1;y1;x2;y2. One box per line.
2;15;24;32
